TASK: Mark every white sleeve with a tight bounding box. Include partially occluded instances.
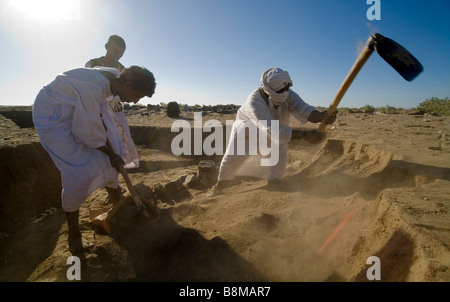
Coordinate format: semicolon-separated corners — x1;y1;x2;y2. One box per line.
72;86;107;148
287;91;317;124
243;96;292;145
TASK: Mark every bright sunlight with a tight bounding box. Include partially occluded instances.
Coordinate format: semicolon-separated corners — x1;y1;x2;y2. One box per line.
9;0;81;22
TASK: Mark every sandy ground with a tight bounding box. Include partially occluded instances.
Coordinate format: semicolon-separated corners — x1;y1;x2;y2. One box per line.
0;106;449;282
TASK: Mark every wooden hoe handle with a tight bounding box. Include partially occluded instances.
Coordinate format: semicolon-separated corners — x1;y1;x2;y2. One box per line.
317;43;375;133
118;164;150;218
105;139;150;218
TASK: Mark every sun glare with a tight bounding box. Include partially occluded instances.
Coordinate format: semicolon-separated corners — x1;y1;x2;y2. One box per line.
9;0;81;22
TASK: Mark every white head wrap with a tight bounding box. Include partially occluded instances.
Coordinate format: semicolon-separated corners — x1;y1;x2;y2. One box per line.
261;68;293;106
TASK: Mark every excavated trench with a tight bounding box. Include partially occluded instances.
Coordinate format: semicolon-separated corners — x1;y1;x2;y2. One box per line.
0;123;418;228
0;112;449;281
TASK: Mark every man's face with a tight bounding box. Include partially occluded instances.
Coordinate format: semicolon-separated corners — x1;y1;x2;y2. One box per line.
120;83;146;104
105;42;125;62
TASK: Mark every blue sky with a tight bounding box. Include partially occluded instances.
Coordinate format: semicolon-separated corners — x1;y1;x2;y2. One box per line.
0;0;449;109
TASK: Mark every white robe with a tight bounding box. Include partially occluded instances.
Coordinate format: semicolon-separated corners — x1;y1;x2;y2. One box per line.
217;88;316;181
85;65;139;169
105;95;139;169
32;68;134;212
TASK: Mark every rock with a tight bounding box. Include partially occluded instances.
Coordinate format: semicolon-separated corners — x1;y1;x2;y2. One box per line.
134;183;155;200
427;146;442;151
184;173;203;189
177;174;187;183
153;177;194;204
408;110;425;115
167;101;181;118
197;160;219;188
153;183;173;205
164;179;184;193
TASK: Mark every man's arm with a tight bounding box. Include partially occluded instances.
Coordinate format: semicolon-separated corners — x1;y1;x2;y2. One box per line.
308;110;337;124
290;110;338;143
97;145;124;172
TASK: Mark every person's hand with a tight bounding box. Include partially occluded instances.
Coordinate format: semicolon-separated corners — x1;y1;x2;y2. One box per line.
308;110;338;124
109;152;125;172
320;110;338;125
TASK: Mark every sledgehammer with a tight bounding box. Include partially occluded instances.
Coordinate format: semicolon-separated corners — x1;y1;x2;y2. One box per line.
317;33;423;133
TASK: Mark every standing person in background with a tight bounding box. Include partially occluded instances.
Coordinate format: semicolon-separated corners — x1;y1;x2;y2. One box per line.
85;34;126;71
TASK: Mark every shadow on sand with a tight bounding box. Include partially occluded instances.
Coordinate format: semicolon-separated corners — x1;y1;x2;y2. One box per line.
352;229;414;282
108;203;266;282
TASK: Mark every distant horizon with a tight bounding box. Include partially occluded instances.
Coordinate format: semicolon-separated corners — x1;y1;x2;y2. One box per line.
1;99;446;111
1;1;449;109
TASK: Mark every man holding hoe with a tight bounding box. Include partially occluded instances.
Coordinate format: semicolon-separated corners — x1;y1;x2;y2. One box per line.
85;34;140;205
33;65;156;254
209;67;337;196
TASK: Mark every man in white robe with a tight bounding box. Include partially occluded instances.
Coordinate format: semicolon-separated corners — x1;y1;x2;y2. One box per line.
85;36;140;203
209;67;336;195
33;65;156;254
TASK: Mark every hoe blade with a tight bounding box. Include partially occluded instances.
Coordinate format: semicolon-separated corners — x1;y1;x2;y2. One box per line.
372;33;423;81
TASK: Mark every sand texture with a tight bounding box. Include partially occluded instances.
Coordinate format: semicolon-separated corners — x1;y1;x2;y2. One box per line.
0;106;449;282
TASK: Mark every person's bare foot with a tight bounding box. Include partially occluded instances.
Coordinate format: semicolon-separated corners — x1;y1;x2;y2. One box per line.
68;232;84;255
65;210;87;255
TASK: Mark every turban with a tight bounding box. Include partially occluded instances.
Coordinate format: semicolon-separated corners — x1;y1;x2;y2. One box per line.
261;68;293;106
